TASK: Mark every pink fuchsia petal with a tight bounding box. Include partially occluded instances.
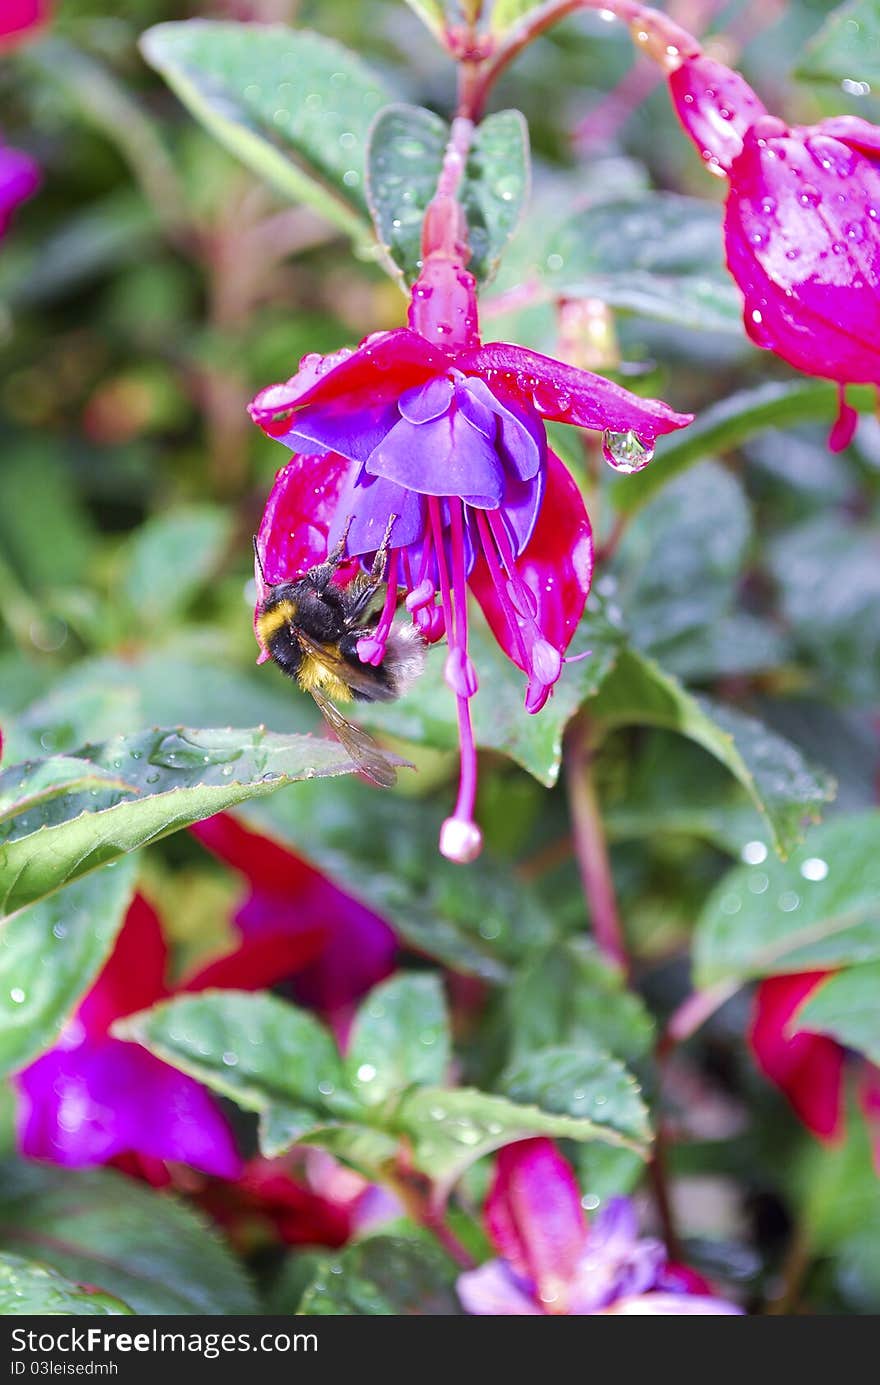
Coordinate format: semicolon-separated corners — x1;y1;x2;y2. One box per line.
459;342;693;444
485;1139;587;1313
0;0;47;49
724;123;880;386
253;454;355;659
15;1039;242;1178
749;972;846;1141
669;53;768;175
248;330;447;434
857;1065;880;1176
77;894;168;1039
602;1291;742;1315
818;116;880;160
182;927;328;993
456;1259;543;1315
0;143;40;236
190;814;397;1020
471;450;593;707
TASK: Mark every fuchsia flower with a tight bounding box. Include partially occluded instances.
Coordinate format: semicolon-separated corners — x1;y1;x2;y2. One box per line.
457;1138;741;1315
0;0;47;49
191;812;397;1036
0;138;39;238
250;124;691;861
668;52;880;449
749;970;880;1162
14;895;243;1178
13;880;346;1179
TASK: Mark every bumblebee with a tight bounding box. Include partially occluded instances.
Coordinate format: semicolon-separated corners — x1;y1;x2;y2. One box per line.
254;515;424;787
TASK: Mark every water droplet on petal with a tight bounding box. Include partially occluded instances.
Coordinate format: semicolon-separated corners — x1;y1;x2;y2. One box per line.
601;430;654;474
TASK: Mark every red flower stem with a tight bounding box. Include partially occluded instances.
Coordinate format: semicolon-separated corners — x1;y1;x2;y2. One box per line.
659;978;742;1056
564;716;629;974
385;1170;476;1269
459;1;700;122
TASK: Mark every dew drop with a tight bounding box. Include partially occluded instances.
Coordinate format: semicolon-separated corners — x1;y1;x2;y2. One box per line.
601;430;654;474
800;857;829;882
741;840;768;865
356;1063;376;1083
10;988;25;1004
221;1051;239;1067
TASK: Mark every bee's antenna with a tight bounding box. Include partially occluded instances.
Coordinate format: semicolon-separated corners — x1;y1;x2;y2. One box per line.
370;512;398;581
252;535;269;586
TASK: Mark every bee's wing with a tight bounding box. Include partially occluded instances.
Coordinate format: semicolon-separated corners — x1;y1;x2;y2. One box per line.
310;687;398;789
294;626;392;702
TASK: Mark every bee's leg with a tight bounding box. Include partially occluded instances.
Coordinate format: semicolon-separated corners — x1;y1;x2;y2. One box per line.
307;517;355;595
344;514;399;625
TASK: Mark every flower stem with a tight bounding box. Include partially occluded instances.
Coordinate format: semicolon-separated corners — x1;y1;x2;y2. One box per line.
659;978;742;1056
564;716;628;974
461;1;700;121
384;1169;476;1269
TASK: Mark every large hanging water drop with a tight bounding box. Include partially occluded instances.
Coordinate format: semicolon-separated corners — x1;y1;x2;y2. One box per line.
601;429;654;474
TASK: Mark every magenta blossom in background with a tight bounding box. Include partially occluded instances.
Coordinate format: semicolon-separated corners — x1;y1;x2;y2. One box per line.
14;895;242;1178
191;812;397;1038
0;138;39;238
750;970;880;1167
0;0;47;49
250;135;691;861
457;1138;741;1315
668;51;880;449
13;883;341;1179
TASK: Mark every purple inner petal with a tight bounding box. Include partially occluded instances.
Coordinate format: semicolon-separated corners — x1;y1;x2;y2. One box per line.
365;413;505;508
398;376;454;424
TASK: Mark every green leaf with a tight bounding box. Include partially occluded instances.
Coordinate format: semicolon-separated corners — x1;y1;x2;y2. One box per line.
490;0;546;31
0;757;136;827
796;0;880;86
0;859;137;1078
544;194;743;333
121;505;233;628
243;779;558;980
0;726;378;920
464;111;530;284
588;647;835;857
402;1;448;40
266;1116;398;1172
397;1078;646;1196
140;21;390;240
608;380;877;515
345;975;451;1107
0;1161;257;1315
115;990;361;1125
505;940;655;1067
362;600;623;786
499;1043;651;1145
614;462;751;652
366;104;447;283
0;1252;133;1316
693;813;880;987
769;516;880;706
796;962;880;1065
366;106;529;285
299;1234;461;1315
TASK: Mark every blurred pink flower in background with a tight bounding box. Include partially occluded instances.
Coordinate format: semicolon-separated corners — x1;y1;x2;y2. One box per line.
456;1138;741;1315
750;970;880;1165
0;0;48;50
669;51;880;450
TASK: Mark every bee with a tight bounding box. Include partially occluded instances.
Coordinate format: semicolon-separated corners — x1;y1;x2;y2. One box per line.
253;514;424;788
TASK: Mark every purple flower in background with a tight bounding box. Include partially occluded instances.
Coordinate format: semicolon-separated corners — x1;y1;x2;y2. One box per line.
190;812;397;1040
668;51;880;449
457;1139;742;1315
251;154;691;862
0;137;39;238
14;894;242;1179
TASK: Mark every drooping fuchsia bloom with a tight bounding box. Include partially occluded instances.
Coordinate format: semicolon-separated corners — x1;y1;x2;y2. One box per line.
191;811;397;1038
750;970;880;1164
667;50;880;450
0;0;47;49
0;137;39;238
456;1138;742;1315
13;887;335;1179
250;120;691;863
201;1149;399;1253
